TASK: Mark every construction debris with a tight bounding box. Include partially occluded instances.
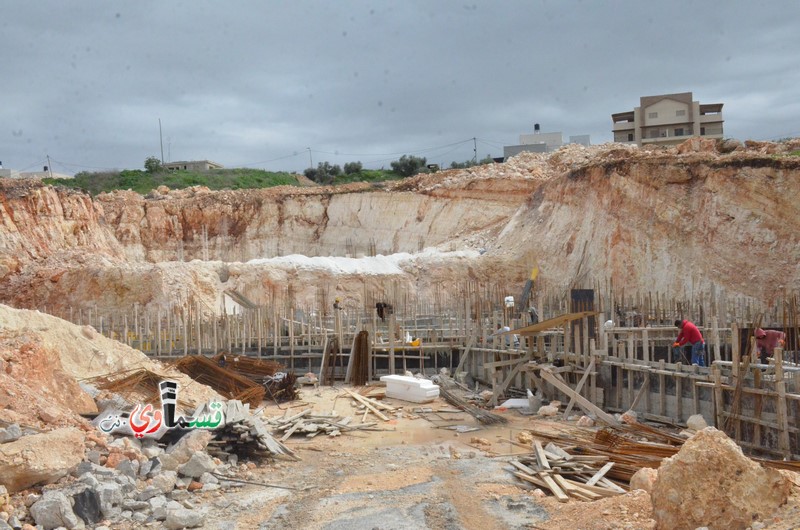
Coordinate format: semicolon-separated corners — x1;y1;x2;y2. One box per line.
89;368;196;409
263;372;299;403
266;408;382;440
172;355;265;406
340;387;399;421
438;384;508;425
211;352;282;383
199;400;297;461
510;440;627;502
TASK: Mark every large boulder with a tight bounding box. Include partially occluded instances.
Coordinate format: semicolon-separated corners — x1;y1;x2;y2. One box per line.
629;467;658;493
651;428;791;530
165;430;213;467
29;491;82;530
0;427;85;493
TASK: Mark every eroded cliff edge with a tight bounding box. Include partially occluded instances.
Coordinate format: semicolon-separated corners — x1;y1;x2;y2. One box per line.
1;140;798;312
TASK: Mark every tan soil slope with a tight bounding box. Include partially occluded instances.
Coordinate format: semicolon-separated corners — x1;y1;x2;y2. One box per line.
0;304;221;406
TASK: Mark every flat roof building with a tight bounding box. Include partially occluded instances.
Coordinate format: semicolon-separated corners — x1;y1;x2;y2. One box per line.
504;126;591;160
612;92;724;146
164;160;224;172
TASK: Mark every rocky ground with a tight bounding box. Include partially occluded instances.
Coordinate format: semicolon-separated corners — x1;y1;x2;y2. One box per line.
4;383;800;530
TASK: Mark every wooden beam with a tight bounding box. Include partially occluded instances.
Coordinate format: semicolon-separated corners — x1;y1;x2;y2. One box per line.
628;374;651;412
586;462;614;486
563;357;595;419
539;369;620;426
507;311;599;337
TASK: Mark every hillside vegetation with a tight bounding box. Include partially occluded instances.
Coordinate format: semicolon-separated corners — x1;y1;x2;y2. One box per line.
43;167;406;195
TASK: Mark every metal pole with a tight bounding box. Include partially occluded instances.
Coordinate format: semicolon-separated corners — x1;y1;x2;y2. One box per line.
159;119;165;164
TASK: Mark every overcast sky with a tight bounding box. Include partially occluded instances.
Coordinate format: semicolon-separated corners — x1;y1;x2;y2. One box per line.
2;1;798;175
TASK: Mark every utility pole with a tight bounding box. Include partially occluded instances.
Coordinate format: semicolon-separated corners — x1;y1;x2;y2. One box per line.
159;119;165;164
46;155;53;178
307;147;313;169
473;137;477;164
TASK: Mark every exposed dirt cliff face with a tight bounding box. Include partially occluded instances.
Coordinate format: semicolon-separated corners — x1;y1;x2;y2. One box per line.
495;144;800;303
1;140;799;313
96;184;525;263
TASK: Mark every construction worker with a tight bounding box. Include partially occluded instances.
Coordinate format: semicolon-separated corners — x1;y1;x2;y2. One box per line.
755;328;786;365
673;319;706;367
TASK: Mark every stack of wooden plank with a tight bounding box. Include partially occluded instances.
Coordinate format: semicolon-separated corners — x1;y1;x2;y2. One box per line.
510;440;627;502
202;400;298;461
266;408;382;440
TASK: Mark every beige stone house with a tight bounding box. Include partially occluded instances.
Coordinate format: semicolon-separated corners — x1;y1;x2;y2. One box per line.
612;92;724;146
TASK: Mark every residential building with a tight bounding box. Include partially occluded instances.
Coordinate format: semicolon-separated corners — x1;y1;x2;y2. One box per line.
612;92;724;146
164;160;224;172
0;163;71;179
504;125;591;160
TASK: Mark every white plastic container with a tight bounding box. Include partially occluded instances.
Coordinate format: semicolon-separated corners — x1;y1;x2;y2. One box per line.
380;375;440;403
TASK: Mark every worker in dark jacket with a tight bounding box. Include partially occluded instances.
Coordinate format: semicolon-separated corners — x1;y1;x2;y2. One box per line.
755;328;786;365
673;319;706;367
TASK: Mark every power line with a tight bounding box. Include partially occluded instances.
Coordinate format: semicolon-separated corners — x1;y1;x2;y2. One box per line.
311;138;475;158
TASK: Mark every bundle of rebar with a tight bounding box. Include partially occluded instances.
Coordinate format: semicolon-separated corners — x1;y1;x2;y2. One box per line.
438;385;508;425
526;421;800;483
88;369;194;408
264;372;298;403
211;352;283;383
349;330;370;386
172;355;265;406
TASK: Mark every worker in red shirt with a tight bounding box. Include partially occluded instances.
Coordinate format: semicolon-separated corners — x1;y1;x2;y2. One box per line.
755;328;786;365
673;319;706;367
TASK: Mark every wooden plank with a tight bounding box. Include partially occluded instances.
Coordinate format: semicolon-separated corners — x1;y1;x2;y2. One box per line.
563;478;620;497
483;357;530;370
563;357;595;419
774;348;791;457
585;462;614;486
510;460;537;475
512;471;569;502
280;420;305;441
628;374;650;412
495;354;533;402
454;335;475;375
533;440;551;469
342;388;390;421
539;369;621;426
598;477;627;494
552;474;601;500
712;366;724;429
535;473;569;502
508;311;599;337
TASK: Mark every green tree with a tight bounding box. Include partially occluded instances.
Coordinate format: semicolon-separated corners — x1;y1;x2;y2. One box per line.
390;155;427;177
344;161;363;175
304;161;341;184
144;156;162;173
450;155;495;169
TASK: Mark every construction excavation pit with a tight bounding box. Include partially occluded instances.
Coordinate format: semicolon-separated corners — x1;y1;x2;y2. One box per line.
3;137;800;530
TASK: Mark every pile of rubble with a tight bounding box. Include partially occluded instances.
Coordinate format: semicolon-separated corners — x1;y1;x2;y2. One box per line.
0;397;300;530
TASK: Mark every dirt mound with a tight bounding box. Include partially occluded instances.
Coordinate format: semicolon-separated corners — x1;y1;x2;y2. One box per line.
0;304;221;407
